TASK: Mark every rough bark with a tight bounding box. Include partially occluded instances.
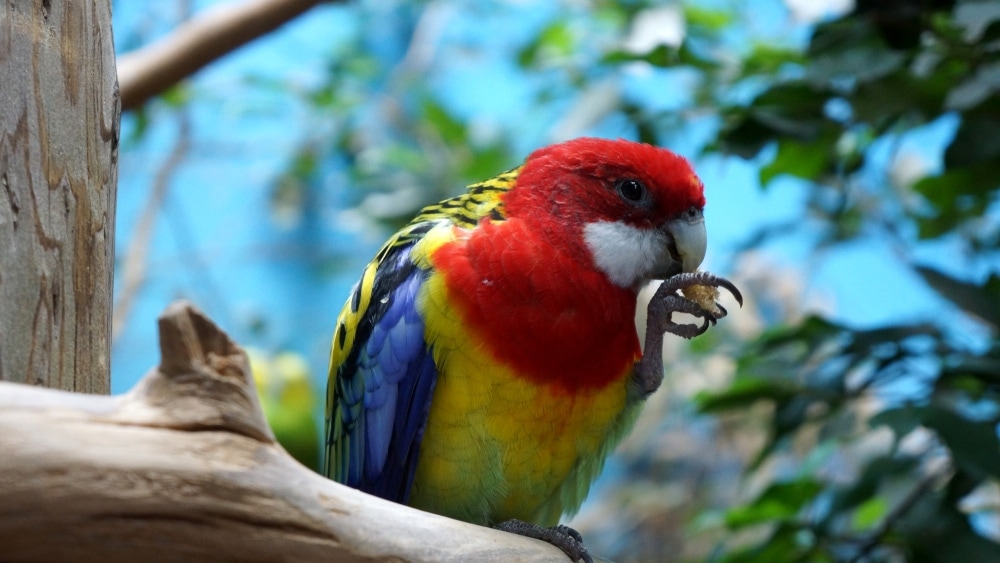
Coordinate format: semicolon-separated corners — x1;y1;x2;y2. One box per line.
0;301;569;562
117;0;328;110
0;0;119;393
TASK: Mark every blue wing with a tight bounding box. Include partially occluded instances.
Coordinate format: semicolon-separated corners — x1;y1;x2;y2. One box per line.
324;241;438;503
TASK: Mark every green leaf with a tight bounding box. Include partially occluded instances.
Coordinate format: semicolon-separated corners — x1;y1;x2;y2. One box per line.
682;4;734;33
725;479;823;528
808;18;880;57
125;107;150;145
945;468;984;506
421;98;467;146
759;135;835;186
714;111;774;159
982;19;1000;43
161;83;191;108
873;403;1000;481
851;496;888;531
717;523;830;563
944;97;1000;167
694;376;798;413
913;266;1000;329
754;315;845;354
717;82;833;159
938;347;1000;390
517;21;574;67
748;83;830;140
843;323;941;372
807;45;905;86
289;149;318;179
945;63;1000;111
804;18;905;86
741;43;806;77
460;143;511;184
923;405;1000;480
850;68;953;125
913;162;1000;238
603;42;719;71
870;405;924;441
824;456;920;520
895;476;1000;562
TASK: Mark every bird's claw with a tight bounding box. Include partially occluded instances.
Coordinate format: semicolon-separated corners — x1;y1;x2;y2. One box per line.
651;271;743;339
495;519;593;563
631;271;742;400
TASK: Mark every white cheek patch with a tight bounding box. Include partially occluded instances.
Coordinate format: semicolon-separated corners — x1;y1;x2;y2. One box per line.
583;221;669;288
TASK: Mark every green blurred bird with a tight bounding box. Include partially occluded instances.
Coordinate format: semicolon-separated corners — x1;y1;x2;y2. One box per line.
249;348;321;471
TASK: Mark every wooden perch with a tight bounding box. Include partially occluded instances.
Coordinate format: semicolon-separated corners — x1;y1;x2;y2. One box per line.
0;301;569;562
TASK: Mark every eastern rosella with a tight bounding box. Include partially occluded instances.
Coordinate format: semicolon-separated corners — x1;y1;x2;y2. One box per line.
324;137;740;561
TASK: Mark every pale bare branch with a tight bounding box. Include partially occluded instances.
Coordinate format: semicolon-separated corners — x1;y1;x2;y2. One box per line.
117;0;331;111
0;301;568;562
112;112;191;344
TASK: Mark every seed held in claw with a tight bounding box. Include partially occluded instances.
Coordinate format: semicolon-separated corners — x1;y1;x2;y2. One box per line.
675;270;743;322
682;282;722;316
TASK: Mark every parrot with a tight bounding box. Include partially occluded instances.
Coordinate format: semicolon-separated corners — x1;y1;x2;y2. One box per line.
323;137;741;562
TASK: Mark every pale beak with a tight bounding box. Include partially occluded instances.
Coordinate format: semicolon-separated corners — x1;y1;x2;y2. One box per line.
654;208;707;278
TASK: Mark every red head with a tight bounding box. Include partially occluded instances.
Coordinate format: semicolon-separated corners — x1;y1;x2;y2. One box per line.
503;137;708;289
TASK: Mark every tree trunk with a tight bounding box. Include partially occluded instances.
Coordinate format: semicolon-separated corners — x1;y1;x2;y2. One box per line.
0;0;119;393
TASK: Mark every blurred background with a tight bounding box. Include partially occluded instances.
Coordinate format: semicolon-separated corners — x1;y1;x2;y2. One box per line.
111;0;1000;560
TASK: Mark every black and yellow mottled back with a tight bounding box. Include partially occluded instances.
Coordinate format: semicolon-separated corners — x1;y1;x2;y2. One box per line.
406;166;519;231
323;166;520;500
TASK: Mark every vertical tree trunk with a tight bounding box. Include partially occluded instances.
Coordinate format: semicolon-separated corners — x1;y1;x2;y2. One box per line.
0;0;118;393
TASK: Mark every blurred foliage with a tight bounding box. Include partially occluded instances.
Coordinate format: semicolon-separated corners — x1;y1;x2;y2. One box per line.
261;0;1000;560
685;0;1000;561
249;348;322;471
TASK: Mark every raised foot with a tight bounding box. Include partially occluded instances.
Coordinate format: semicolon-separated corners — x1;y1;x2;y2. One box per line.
632;271;743;400
495;519;593;563
651;271;743;340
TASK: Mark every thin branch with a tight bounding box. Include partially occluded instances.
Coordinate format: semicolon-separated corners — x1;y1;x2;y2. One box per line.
117;0;331;111
112;112;192;345
847;462;952;562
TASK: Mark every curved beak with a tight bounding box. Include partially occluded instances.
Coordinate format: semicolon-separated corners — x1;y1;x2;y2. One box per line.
652;209;707;279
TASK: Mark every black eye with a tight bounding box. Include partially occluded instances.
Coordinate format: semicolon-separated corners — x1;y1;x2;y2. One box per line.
616;179;646;202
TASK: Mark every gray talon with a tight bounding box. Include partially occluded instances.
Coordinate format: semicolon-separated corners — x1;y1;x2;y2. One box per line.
495;519;592;563
631;271;742;399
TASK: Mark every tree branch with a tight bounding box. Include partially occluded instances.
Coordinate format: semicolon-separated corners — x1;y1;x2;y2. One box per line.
117;0;330;111
847;463;951;562
112;111;191;344
0;301;568;562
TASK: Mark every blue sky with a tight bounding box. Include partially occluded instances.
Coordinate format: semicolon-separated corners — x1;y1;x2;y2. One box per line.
109;0;994;395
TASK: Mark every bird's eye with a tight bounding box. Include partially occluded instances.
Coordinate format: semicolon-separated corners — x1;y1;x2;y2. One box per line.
616;179;646;203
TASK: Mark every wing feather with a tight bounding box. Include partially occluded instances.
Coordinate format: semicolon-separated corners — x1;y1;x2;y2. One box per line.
324;167;519;503
325;243;435;503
